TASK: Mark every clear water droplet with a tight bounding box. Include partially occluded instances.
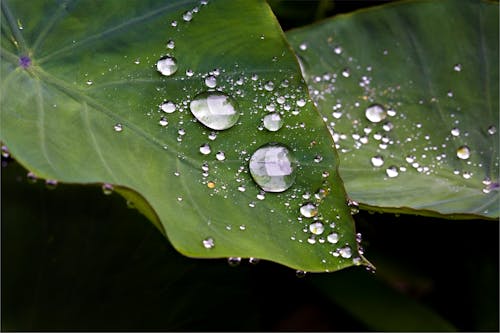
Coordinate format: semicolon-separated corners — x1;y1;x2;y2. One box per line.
488;125;497;135
341;68;350;78
371;155;384;167
227;257;241;267
339;246;352;259
166;39;175;49
295;270;307;278
249;257;260;265
456;145;471;160
159;117;168;127
186;69;194;77
333;46;342;54
249;143;296;193
156;56;178;76
45;179;58;190
190;92;239;130
27;171;37;183
451;127;460;136
299;43;307;51
309;222;324;235
160;100;176;113
300;203;318;218
199;143;211;155
296;99;306;107
205;75;217;88
1;145;10;158
182;11;193;22
365;104;387;123
327;232;339;244
263;113;283;132
102;183;113;195
208;131;217;140
113;123;123;132
453;63;462;72
264;81;275;91
216;151;226;161
386;166;399;178
314;155;323;163
202;237;215;249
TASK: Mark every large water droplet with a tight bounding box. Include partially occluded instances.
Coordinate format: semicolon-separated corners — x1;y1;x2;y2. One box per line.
190;92;239;130
249;143;296;193
156;56;177;76
456;145;471;160
365;104;387;123
263;113;283;132
300;202;318;218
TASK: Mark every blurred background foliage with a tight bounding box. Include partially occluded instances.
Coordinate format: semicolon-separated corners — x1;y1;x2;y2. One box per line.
2;0;498;331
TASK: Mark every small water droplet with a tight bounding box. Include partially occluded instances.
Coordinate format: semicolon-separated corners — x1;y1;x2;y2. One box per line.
339;246;352;259
333;46;342;54
215;151;226;161
102;183;113;195
371;155;384;167
365;104;387;123
451;127;460;136
156;56;178;76
190;92;239;130
314;155;323;163
182;11;193;22
166;39;175;49
295;270;307;278
160;100;176;113
327;232;339;244
27;172;37;183
199;143;211;155
249;257;260;265
159;117;168;127
264;81;275;91
86;80;93;86
309;222;324;235
203;237;215;249
263;113;283;132
299;43;307;51
113;123;123;132
341;68;350;78
249;143;296;193
453;63;462;72
456;145;471;160
296;99;306;107
1;145;10;158
300;203;318;218
227;257;241;267
386;166;399;178
205;75;217;88
45;179;58;190
488;125;497;135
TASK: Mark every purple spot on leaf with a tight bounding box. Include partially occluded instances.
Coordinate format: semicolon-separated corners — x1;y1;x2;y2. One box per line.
19;55;31;69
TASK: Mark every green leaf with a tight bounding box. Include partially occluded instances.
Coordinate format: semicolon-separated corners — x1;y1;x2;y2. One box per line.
0;0;367;271
286;0;499;218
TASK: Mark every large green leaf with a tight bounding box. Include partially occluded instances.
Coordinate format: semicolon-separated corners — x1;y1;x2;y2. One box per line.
286;0;499;218
0;0;367;271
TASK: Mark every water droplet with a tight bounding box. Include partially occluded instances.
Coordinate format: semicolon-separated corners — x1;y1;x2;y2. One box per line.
327;232;339;244
382;122;393;132
202;237;215;249
102;183;113;195
299;43;307;51
227;257;241;267
341;68;350;78
113;123;123;132
456;145;471;160
156;56;178;76
182;11;193;22
264;81;275;91
208;132;217;140
263;113;283;132
339;246;352;259
296;99;306;107
314;155;323;163
215;151;226;161
488;125;497;135
386;166;399;178
166;39;175;49
370;155;384;167
300;203;318;218
190;92;239;130
451;127;460;136
295;270;307;278
249;143;296;193
309;222;324;235
27;172;37;183
249;257;260;265
207;181;216;189
199;143;211;155
186;69;194;77
45;179;58;190
453;63;462;72
333;46;342;54
238;185;246;192
1;145;10;158
159;117;168;127
86;80;93;86
205;75;217;88
160;100;176;113
365;104;387;123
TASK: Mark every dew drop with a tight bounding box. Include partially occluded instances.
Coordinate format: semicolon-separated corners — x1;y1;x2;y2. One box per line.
166;39;175;49
386;166;399;178
488;125;497;135
159;117;169;127
1;145;9;158
341;68;350;78
199;143;211;155
102;183;114;195
299;43;307;51
453;63;462;72
205;75;217;88
227;257;241;267
202;237;215;249
451;127;460;136
295;270;307;278
160;100;176;113
300;203;318;218
113;123;123;132
249;257;260;265
182;11;193;22
264;81;275;91
339;246;352;259
327;232;339;244
333;46;342;54
309;222;324;235
456;145;471;160
370;155;384;167
365;104;387;123
156;56;177;76
45;179;58;190
249;143;296;193
189;92;239;130
263;113;283;132
27;172;37;183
